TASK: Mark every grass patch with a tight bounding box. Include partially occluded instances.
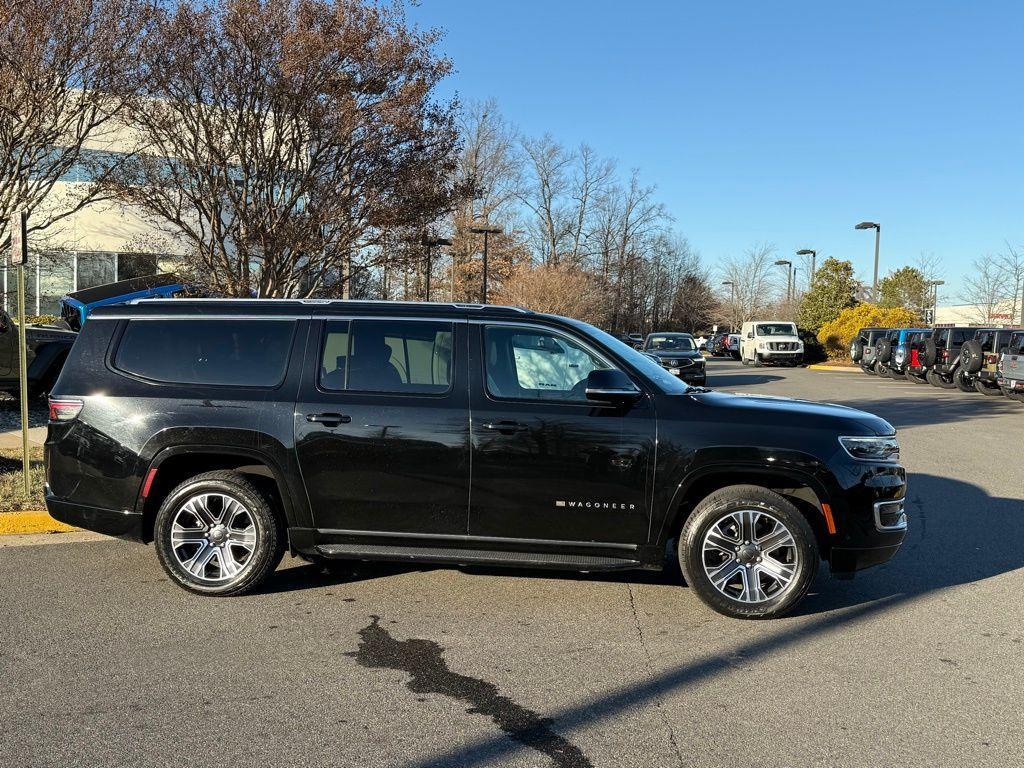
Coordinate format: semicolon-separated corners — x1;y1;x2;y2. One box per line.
0;446;45;513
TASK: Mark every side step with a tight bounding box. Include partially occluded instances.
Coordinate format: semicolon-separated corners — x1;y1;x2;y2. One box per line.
313;542;641;571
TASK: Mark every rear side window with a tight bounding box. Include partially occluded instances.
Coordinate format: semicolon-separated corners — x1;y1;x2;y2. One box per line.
952;330;972;345
319;319;453;394
115;319;295;387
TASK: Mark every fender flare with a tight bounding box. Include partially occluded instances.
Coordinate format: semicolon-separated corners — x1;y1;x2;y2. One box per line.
657;460;835;545
135;443;299;529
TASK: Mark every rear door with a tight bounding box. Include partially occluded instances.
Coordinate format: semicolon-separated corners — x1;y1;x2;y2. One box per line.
294;316;470;535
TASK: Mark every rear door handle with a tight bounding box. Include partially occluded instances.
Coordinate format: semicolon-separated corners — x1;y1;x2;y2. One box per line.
482;420;529;434
306;412;351;427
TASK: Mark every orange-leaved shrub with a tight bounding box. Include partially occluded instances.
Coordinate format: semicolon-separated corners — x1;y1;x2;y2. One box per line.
818;303;921;359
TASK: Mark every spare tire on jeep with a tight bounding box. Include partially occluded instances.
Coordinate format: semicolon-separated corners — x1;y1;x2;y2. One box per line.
920;337;938;367
876;337;893;364
850;338;865;362
960;339;984;373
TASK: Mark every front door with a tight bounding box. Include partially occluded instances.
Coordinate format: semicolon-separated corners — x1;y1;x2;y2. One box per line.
468;323;655;544
294;317;470;535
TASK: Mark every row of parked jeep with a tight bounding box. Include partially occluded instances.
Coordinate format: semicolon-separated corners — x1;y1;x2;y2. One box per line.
851;325;1024;401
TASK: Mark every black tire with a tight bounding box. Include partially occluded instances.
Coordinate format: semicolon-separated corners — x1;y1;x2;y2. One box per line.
921;337;938;367
905;369;928;384
753;353;763;368
960;340;984;374
877;361;893;378
954;368;977;393
678;485;819;619
974;379;1003;396
927;369;956;389
876;338;893;364
850;338;865;362
154;470;285;596
862;363;876;376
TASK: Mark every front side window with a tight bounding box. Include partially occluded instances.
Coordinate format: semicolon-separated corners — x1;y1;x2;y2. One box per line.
484;326;613;402
115;319;295;387
319;319;453;394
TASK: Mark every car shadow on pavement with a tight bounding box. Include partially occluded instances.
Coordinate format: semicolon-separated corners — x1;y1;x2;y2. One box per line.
835;394;1021;428
706;373;785;386
794;472;1024;615
387;472;1024;768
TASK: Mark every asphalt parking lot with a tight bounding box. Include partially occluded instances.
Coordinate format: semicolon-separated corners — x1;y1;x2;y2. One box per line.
1;359;1022;768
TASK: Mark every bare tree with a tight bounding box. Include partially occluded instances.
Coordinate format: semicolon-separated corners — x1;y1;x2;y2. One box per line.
0;0;148;251
960;256;1007;324
997;243;1024;325
719;243;778;328
517;134;572;266
105;0;458;298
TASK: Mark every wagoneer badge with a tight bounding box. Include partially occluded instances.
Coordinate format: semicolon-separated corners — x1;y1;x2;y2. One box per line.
555;500;637;510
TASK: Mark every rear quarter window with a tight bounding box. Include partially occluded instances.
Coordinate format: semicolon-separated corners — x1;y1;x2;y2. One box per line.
114;319;296;387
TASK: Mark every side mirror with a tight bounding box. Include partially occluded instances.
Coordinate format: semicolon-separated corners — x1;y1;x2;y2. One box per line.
747;332;754;339
585;369;641;404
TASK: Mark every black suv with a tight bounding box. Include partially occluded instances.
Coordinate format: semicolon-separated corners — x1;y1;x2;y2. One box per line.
46;300;908;619
0;308;76;398
850;327;889;374
641;332;706;385
956;327;1023;395
919;326;976;389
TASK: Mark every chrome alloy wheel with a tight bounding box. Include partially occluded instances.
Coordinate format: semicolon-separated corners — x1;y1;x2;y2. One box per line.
701;509;799;604
169;493;258;583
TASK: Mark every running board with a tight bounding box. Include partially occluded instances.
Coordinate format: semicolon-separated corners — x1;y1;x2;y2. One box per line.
313;542;641;571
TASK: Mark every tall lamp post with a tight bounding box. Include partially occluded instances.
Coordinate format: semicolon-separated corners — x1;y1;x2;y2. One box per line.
420;234;452;302
468;224;502;304
796;248;816;288
774;259;793;302
722;280;736;330
855;221;881;300
927;279;944;325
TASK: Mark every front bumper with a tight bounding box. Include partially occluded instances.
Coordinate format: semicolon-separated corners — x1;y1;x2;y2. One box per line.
657;361;706;381
46;491;144;541
827;462;908;576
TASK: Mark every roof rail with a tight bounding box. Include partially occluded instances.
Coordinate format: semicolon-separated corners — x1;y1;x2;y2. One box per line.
129;296;533;313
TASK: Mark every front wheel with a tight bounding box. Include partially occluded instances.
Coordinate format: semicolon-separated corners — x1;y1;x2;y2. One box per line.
154;471;285;596
678;485;819;619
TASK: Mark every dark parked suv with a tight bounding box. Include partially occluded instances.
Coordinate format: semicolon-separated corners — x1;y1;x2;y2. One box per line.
919;326;977;389
956;327;1023;395
46;300;908;619
642;332;706;385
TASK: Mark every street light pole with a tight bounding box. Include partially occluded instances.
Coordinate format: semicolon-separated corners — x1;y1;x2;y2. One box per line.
468;224;502;304
855;222;881;300
774;259;793;302
796;249;816;287
927;280;945;324
722;280;736;331
420;234;452;302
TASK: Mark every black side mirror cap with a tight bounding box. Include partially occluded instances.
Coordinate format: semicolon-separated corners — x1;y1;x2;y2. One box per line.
585;369;641;404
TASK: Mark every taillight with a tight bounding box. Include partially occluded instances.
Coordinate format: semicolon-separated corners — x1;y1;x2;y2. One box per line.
48;398;83;422
942;349;950;360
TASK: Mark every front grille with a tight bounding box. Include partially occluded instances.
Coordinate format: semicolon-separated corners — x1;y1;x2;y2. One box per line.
768;342;799;351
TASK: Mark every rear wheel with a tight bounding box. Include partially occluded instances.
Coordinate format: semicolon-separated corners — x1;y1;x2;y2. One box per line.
954;368;977;393
927;369;955;389
154;471;285;596
974;379;1003;396
678;485;818;619
905;370;928;384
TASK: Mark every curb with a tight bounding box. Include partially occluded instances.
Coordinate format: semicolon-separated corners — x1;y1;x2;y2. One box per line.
807;364;861;373
0;511;78;536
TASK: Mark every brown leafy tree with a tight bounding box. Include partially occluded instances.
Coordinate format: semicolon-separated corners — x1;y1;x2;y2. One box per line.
106;0;458;298
0;0;148;252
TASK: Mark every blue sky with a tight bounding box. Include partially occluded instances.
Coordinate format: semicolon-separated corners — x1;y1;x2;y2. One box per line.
408;0;1022;303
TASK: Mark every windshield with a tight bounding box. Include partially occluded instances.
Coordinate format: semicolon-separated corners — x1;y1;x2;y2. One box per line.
756;323;797;336
645;335;695;351
563;319;693;394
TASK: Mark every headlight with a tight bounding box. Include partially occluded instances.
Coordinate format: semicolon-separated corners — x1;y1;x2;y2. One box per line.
839;436;900;462
757;343;766;350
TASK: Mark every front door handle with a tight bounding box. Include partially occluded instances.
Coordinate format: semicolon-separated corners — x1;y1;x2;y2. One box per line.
306;412;351;427
482;420;529;434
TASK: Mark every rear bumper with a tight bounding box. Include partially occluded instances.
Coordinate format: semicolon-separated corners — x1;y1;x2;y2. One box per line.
45;491;144;541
